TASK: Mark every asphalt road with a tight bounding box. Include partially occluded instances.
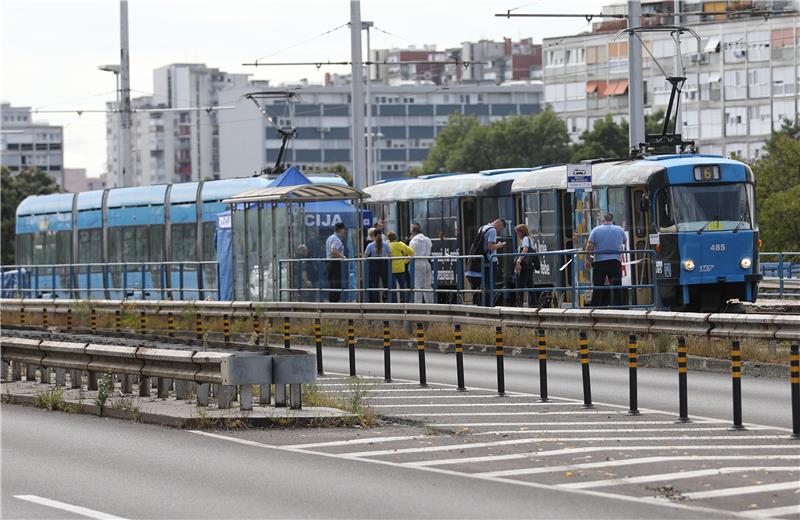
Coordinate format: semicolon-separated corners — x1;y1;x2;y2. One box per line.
300;344;791;429
1;405;720;519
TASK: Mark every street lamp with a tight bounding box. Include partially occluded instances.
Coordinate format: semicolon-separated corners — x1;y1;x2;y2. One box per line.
98;64;121;186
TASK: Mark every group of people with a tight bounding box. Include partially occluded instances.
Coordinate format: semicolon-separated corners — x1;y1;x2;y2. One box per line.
325;221;434;303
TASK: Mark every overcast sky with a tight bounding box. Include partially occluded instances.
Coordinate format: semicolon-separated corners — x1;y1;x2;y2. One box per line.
1;0;610;178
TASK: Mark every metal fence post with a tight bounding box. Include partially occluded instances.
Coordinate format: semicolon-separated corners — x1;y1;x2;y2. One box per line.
730;340;745;430
537;328;549;402
383;320;392;382
454;323;465;391
579;331;592;408
315;318;324;375
240;385;253;411
348;319;356;377
790;343;799;439
628;334;640;415
416;322;427;387
289;384;302;410
495;325;505;396
677;336;690;422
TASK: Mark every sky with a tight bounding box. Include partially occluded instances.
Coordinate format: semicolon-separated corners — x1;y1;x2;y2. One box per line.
0;0;610;178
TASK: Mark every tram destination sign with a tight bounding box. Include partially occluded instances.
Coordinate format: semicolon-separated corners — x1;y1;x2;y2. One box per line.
567;164;592;193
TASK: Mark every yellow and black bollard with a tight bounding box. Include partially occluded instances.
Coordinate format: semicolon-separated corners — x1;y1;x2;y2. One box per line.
579;331;593;408
628;334;640;415
20;307;26;327
730;340;745;430
196;312;204;341
677;336;690;422
252;313;261;346
537;328;548;402
383;321;392;382
790;343;799;439
314;318;323;375
139;310;146;335
416;322;427;387
495;325;505;396
223;314;231;344
66;308;73;331
115;309;122;333
347;319;356;376
454;323;465;391
90;307;97;334
283;317;291;348
42;307;48;328
167;312;175;338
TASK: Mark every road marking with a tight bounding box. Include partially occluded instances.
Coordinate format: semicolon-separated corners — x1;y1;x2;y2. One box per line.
436;420;726;427
479;455;800;478
14;495;126;520
407;447;800;467
681;481;800;500
395;410;631;417
188;430;754;519
560;467;800;489
739;504;800;518
365;394;533;399
288;435;430;449
371;402;581;408
314;382;425;387
337;435;787;458
467;427;768;435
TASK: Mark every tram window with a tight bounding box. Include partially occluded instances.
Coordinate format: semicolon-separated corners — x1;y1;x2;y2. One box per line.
171;223;197;262
442;199;457;238
607;188;627;230
148;225;164;263
55;230;71;264
78;229;101;263
524;193;540;233
656;190;675;231
427;199;443;239
202;222;216;261
412;201;427;230
633;192;647;238
16;234;33;265
33;231;55;264
481;197;499;226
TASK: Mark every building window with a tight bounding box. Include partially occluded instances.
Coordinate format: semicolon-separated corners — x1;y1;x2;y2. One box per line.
724;70;747;100
725;106;747;136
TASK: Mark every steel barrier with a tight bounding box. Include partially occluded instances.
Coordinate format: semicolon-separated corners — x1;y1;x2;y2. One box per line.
759;252;800;299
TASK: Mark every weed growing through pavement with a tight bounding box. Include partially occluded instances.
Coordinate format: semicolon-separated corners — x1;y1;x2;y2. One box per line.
33;387;67;411
95;370;113;414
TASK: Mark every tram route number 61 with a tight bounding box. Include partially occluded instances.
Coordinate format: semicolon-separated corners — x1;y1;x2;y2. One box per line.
710;243;726;252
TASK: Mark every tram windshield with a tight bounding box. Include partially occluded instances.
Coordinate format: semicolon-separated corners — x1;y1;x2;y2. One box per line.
665;183;755;232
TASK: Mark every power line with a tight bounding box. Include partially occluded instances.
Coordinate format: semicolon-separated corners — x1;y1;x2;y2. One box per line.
242;59;475;68
253;22;351;63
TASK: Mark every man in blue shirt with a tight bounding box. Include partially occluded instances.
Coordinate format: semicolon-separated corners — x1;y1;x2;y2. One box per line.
326;222;347;302
465;219;507;306
586;213;626;307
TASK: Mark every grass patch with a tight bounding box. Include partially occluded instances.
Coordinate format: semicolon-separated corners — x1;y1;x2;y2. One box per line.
302;377;378;427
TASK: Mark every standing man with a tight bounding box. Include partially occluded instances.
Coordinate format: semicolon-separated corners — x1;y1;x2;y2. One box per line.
465;219;506;306
387;231;415;303
586;213;626;307
408;223;433;303
326;222;347;302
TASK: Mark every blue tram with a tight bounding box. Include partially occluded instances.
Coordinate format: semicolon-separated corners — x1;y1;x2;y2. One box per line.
510;155;760;311
14;174;346;299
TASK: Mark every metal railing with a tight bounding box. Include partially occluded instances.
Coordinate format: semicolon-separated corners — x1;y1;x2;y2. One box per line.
759;252;800;299
0;261;220;301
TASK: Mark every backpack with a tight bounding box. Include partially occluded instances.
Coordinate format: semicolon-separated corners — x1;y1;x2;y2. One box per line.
516;237;541;272
467;225;491;274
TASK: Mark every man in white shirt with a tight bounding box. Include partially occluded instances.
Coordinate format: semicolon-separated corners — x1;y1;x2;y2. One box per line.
408;222;433;303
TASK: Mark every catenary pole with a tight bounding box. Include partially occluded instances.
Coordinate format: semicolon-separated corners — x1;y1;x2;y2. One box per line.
627;0;645;151
119;0;133;187
349;1;366;189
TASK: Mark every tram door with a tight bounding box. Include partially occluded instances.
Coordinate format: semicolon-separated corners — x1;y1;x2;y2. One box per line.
460;198;477;254
629;186;653;305
560;190;575;305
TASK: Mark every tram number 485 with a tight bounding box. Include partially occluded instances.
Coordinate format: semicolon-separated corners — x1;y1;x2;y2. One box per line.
709;243;726;252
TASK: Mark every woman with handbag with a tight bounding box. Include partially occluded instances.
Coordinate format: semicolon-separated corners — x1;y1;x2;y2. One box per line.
513;224;538;307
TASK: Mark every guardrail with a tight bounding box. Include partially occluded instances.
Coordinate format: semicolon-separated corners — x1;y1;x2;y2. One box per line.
759;252;800;299
0;333;316;411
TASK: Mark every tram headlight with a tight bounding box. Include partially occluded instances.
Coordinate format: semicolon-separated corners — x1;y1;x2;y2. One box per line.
740;257;752;269
682;259;696;271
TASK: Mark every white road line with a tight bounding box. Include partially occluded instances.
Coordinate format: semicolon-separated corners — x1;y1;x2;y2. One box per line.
395;410;628;417
337;435;787;458
436;420;726;427
359;388;503;394
560;467;800;490
407;447;800;468
480;455;800;478
188;430;757;519
288;435;430;449
14;495;126;520
371;402;581;408
740;504;800;518
365;394;532;399
314;382;426;387
682;481;800;500
467;427;766;435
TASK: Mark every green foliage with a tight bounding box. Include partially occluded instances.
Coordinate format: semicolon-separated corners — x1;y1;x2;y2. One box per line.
413;107;572;175
96;371;114;413
571;115;630;162
749;120;800;251
1;166;62;264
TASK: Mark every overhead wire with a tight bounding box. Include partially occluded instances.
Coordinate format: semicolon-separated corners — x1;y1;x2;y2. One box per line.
253;22;350;63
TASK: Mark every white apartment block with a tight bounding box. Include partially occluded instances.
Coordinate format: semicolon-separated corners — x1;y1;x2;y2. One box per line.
106;64;249;186
0;103;64;186
219;82;543;181
543;11;799;158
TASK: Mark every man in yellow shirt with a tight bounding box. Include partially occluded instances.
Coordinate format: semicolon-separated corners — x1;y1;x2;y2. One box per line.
387;231;414;303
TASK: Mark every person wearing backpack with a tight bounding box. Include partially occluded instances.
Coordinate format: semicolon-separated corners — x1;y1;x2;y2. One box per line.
513;223;540;307
465;219;507;306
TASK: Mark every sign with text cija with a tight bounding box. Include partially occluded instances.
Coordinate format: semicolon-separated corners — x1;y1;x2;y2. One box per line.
567;164;592;193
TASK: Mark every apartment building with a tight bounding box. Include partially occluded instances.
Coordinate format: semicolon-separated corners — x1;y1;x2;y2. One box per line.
106;64;249;186
218;82;542;181
0;103;64;186
542;6;799;158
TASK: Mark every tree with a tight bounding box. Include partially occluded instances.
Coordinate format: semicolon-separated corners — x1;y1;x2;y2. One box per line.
413;107;572;175
748;120;800;251
1;167;62;265
570;115;629;162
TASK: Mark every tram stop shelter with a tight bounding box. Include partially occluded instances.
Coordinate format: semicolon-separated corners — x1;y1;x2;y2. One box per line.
222;182;370;302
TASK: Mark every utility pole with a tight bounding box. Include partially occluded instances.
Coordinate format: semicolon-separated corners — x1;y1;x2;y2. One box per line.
363;21;374;186
119;0;133;187
673;0;683;134
627;0;645;150
349;0;366;189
